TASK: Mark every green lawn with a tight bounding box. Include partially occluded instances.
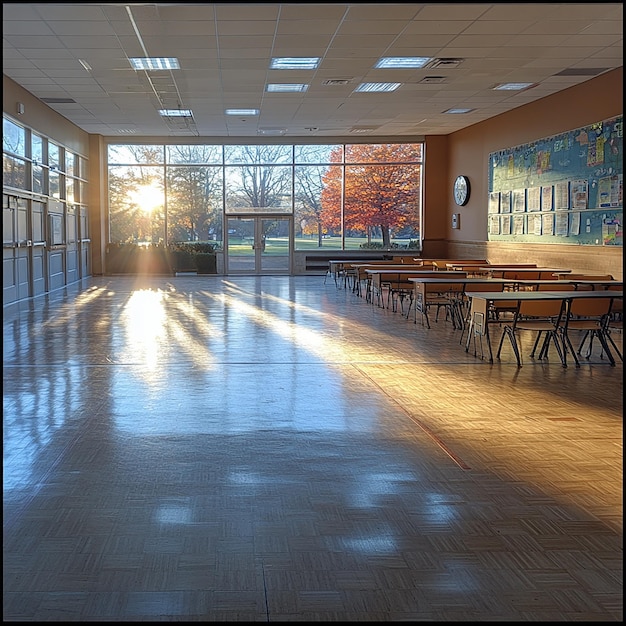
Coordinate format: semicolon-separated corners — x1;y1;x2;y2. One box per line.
225;236;417;255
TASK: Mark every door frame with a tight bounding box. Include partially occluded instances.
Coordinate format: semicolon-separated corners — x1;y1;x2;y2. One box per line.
225;214;292;275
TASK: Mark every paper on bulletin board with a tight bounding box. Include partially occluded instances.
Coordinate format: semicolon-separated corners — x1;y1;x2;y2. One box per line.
529;214;542;235
602;217;622;246
489;214;500;235
527;186;541;212
555;212;569;236
570;179;589;210
488;192;500;213
542;213;554;236
598;174;623;208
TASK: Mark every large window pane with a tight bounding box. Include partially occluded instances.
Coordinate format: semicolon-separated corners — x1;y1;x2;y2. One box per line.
341;144;421;250
108;145;165;165
166;144;222;164
3;154;27;189
32;164;44;194
49;170;61;199
3;118;26;156
345;142;422;163
32;133;43;163
49;143;60;170
224;144;292;165
65;150;75;177
166;165;223;246
344;162;420;249
295;164;342;250
225;160;292;214
109;165;165;244
66;176;75;203
294;144;341;164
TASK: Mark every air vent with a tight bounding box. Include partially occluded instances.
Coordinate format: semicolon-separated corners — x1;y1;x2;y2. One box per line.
40;97;76;104
322;79;353;86
349;127;376;134
426;58;463;69
419;76;446;84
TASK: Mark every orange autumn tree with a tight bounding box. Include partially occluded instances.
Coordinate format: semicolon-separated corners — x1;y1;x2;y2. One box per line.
320;144;421;247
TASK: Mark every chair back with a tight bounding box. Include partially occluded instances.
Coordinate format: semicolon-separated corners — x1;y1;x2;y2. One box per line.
568;296;614;319
537;282;574;291
518;297;565;319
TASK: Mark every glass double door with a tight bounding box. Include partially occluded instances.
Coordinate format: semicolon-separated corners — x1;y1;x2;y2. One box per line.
226;216;292;274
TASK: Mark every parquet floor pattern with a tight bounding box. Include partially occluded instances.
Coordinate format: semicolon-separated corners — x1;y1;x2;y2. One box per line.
3;275;622;621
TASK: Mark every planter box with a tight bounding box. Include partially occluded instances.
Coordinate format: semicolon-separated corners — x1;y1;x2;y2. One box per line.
106;244;173;275
170;250;196;273
194;252;217;274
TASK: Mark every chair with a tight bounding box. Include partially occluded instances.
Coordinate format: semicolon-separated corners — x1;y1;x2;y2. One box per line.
414;277;467;328
560;295;617;367
496;296;567;367
576;285;622;363
461;283;509;361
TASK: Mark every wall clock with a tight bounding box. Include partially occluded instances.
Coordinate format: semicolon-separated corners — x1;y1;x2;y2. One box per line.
454;175;470;206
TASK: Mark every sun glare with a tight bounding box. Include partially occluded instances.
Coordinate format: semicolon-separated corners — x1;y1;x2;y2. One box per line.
131;184;163;214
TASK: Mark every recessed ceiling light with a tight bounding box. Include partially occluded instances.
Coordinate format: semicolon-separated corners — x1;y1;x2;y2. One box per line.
159;109;192;117
130;57;180;71
225;109;259;116
266;84;309;93
444;108;474;114
375;57;432;69
493;82;536;91
78;59;92;72
257;128;287;136
270;57;321;70
354;82;401;93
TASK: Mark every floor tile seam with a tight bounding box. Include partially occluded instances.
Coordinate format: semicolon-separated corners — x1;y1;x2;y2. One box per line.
350;363;472;471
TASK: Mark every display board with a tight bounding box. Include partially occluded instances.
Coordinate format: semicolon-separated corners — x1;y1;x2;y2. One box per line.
488;115;622;246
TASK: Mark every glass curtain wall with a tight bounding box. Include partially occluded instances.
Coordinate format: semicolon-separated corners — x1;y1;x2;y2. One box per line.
107;142;423;252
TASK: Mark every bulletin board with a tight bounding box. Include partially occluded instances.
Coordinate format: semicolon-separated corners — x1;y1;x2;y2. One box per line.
488;115;622;246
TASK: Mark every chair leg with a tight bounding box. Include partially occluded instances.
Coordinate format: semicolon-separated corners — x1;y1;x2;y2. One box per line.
577;330;593;358
595;330;616;366
497;326;521;366
549;332;567;367
561;330;581;368
604;328;623;361
529;331;543;358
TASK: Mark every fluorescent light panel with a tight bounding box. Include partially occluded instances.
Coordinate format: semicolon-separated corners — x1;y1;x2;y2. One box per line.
130;57;180;70
159;109;192;117
354;82;401;93
375;57;432;69
270;57;320;70
266;84;309;93
225;109;259;116
445;108;474;114
493;82;535;91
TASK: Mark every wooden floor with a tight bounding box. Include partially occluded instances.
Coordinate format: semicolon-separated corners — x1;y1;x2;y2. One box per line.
3;275;622;621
